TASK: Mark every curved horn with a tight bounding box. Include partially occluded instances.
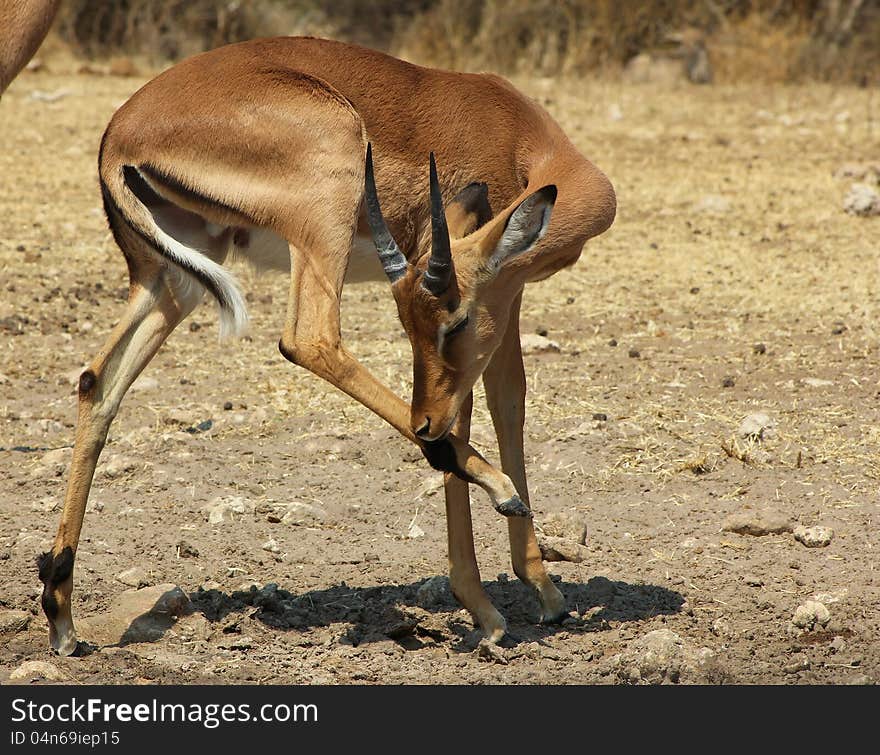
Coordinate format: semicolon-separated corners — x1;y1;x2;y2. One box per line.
364;143;408;284
422;152;455;296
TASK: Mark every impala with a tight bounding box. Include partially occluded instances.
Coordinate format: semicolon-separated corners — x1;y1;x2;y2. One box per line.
0;0;61;95
37;36;616;656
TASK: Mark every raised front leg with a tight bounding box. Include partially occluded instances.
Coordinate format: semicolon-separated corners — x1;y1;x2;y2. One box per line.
442;393;507;642
482;292;566;623
277;248;526;516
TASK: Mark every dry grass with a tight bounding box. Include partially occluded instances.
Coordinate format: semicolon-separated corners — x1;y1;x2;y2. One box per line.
43;1;880;84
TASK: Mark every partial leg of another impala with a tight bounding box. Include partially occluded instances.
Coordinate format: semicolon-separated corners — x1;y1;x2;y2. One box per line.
0;0;61;95
37;37;615;655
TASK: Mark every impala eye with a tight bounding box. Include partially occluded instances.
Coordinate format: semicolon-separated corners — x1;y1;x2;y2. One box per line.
445;315;469;339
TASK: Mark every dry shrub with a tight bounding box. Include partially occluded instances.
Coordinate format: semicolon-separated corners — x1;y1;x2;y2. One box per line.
50;0;880;83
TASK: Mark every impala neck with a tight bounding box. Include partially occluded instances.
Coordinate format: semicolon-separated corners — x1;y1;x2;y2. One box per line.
512;142;617;282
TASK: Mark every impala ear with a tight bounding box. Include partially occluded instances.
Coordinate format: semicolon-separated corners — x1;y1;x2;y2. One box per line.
445;182;493;239
485;185;557;271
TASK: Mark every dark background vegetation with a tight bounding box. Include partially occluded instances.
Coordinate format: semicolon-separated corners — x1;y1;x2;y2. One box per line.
51;0;878;83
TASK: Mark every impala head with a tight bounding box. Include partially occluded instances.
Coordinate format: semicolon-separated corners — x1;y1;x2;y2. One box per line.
365;144;557;441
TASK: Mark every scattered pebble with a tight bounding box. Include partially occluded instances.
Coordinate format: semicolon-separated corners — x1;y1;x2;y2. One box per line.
202;496;255;524
843;182;880;216
115;566;150;588
783;656;811;674
538;536;588;563
628;348;640;358
77;584;192;647
613;629;723;684
791;600;831;631
721;375;736;388
261;538;280;553
753;342;766;354
176;541;199;558
129;375;159;393
0;609;31;635
9;660;67;682
520;333;561;354
794;525;834;548
415;576;453;609
738;412;776;441
803;377;834;388
407;521;425;539
692;194;731;214
744;575;765;587
722;509;795;536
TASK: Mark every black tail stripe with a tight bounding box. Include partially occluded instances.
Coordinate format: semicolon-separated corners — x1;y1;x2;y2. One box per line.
100;170;229;310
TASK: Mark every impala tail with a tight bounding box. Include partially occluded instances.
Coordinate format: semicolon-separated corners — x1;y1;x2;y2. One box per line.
98;145;249;339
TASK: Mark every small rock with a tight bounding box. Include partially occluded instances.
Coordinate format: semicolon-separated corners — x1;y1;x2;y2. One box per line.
129;375;159;393
784;655;811;674
721;375;736;388
520;333;561;355
407;521;425;539
77;584;193;646
279;501;327;526
753;342;767;354
829;636;846;654
722;509;795;536
0;609;31;635
261;538;280;553
176;541;199;558
711;617;732;637
743;575;764;587
102;454;137;479
843;182;880;216
692;194;731;214
794;525;834;548
415;475;444;499
738;412;776;441
9;660;67;683
539;511;588;544
538;537;588;563
415;576;453;609
802;377;834;388
476;638;509;664
201;496;255;524
115;567;150;588
628;348;640;358
834;162;880;181
791;600;831;631
615;629;722;685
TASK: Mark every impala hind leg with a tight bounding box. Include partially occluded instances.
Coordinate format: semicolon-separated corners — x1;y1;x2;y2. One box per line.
483;293;565;624
39;255;200;655
443;394;507;642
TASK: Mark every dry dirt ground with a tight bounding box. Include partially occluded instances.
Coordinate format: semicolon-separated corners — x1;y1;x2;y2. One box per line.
1;64;878;685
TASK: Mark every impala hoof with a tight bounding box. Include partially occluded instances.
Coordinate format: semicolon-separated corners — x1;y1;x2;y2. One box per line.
49;620;79;657
494;495;532;518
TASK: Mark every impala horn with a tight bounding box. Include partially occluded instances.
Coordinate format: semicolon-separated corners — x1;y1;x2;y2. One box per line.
364;143;408;284
422;152;455;297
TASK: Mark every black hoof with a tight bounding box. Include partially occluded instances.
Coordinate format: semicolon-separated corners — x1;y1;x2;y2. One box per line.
494;495;532;518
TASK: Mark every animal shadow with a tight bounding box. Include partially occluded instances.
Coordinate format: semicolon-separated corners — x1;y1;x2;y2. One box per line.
189;575;684;651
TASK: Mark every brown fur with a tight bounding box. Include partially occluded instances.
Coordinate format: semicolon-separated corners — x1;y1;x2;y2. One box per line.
0;0;61;94
43;37;615;653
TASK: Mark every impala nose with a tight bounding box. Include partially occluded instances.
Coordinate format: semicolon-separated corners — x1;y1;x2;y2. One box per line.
414;418;432;439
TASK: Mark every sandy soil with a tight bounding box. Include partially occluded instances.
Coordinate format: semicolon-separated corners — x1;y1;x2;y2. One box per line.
1;65;878;685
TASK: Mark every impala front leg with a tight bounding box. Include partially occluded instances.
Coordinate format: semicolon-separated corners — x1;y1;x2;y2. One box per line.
278;255;523;514
483;293;566;624
442;393;507;642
